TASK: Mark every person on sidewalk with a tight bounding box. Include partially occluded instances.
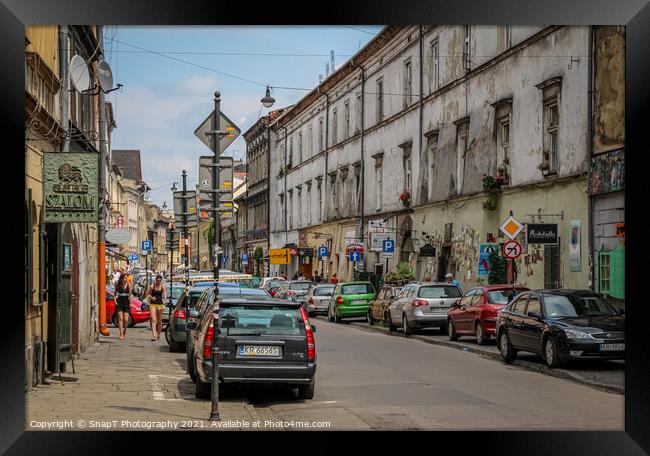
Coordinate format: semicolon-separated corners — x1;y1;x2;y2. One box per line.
115;274;132;340
312;271;322;283
330;273;338;285
445;272;461;288
147;274;166;341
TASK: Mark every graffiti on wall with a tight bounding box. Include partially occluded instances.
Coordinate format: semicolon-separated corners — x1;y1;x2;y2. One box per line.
588;149;624;195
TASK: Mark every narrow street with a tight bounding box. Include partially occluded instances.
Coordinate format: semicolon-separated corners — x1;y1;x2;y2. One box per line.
27;317;624;431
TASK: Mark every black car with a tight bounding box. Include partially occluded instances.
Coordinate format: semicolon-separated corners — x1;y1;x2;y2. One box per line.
188;298;317;400
496;289;625;368
165;286;211;352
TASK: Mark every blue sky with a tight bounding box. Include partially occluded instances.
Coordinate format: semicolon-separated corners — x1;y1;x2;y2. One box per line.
104;26;383;206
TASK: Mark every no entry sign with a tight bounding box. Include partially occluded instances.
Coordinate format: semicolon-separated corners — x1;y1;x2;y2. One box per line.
503;240;523;260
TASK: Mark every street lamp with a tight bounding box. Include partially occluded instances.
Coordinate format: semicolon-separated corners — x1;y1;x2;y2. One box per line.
261;85;275;108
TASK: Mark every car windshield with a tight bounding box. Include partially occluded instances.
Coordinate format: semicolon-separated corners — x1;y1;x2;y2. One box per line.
218;306;304;336
314;286;334;296
543;293;617;318
268;280;285;288
342;283;374;295
290;282;312;291
418;286;461;298
487;289;526;304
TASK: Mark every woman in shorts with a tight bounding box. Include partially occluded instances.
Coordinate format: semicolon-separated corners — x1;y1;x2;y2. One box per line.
115;274;132;340
147;274;166;341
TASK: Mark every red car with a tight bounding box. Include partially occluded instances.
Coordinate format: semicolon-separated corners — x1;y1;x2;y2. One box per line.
447;285;530;345
106;288;150;328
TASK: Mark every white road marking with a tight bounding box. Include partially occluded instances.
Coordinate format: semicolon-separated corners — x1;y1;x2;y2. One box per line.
148;374;184;401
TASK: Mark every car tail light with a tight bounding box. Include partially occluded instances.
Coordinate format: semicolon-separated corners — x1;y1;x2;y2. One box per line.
308;297;314;304
299;307;316;362
336;296;344;305
412;299;428;307
202;323;213;358
173;309;186;319
269;290;277;296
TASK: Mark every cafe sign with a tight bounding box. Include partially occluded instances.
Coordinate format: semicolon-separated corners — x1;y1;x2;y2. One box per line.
43;152;99;223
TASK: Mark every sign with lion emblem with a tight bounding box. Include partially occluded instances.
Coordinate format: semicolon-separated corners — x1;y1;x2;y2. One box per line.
44;152;99;223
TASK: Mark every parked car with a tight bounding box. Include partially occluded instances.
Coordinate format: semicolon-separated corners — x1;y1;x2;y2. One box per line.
447;285;530;345
496;289;625;368
166;285;213;352
305;284;335;317
327;282;376;323
106;288;150;328
162;282;186;324
188;297;317;400
274;280;314;307
368;285;403;325
185;284;273;382
387;282;462;335
261;277;286;296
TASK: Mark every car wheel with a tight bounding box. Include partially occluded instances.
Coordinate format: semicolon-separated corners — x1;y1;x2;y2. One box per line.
402;314;413;336
386;312;396;332
475;322;487;345
367;309;375;325
165;324;172;345
297;380;315;400
498;331;516;363
448;319;459;341
194;380;211;399
544;336;562;368
333;310;342;324
167;326;182;352
112;314;119;329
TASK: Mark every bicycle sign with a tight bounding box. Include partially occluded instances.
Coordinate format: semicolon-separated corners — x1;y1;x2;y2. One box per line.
503;240;523;260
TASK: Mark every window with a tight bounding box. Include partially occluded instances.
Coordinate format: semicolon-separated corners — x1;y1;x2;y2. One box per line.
344;100;350;139
296;186;302;228
356;93;362;132
599;252;611;294
332;109;338;144
463;26;471;70
537;78;561;175
375;164;383;211
289;138;294;168
288;191;293;229
497;26;512;53
403;59;412;109
546;102;559;174
318;118;324;151
376;78;384;123
298;132;303;164
494;100;512;166
510;295;528;314
308;126;313;159
317;180;322;222
455;119;469;191
430;39;440;93
426;133;438;201
306;184;312;225
526;296;542;316
418;286;462;298
342;283;375;295
402;145;412;191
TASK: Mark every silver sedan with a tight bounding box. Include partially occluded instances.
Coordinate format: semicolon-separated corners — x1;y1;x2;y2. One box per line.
305;284;335;316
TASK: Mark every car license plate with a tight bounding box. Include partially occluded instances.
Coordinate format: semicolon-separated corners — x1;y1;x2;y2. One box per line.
238;345;282;358
427;307;447;312
352;300;366;305
599;343;624;352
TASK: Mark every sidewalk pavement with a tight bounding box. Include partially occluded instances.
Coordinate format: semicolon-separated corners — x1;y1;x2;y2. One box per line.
26;324;268;431
316;317;624;395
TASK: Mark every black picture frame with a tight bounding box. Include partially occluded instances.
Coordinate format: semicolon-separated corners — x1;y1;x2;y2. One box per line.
5;0;649;454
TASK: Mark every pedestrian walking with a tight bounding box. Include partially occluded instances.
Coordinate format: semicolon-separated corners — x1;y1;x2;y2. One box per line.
330;273;338;285
147;274;166;341
445;272;461;288
292;272;299;280
313;271;322;283
114;274;132;340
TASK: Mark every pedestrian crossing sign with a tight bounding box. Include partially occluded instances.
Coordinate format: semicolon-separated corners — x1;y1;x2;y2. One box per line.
499;215;524;240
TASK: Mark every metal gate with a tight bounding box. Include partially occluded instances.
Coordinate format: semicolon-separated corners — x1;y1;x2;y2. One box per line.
544;239;561;289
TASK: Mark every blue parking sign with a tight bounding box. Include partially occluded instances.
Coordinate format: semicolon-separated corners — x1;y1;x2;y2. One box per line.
382;239;395;253
142;240;152;252
318;246;329;258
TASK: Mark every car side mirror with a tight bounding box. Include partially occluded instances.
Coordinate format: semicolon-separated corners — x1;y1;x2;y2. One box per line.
528;311;542;320
186;321;197;330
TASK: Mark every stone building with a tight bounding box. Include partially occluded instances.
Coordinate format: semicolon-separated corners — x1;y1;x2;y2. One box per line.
269;25;624;291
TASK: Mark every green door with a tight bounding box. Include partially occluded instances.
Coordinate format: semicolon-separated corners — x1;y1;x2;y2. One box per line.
47;223;73;372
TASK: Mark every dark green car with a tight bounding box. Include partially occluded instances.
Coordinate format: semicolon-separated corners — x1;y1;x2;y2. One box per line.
328;282;376;323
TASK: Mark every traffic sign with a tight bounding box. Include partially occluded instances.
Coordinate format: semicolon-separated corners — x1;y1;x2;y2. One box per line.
173;190;198;228
349;251;362;262
242;253;249;265
129;254;139;261
317;246;329;258
270;249;290;265
142;240;152;252
382;239;395;253
198;156;234;206
194;110;241;153
499;215;524;240
503;240;523;260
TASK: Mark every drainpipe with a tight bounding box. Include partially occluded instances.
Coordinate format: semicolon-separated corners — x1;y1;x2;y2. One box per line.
317;86;330;275
350;58;365;271
587;26;595;291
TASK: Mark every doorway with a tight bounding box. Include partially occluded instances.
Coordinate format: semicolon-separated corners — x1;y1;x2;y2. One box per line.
544;239;561;289
437;245;451;282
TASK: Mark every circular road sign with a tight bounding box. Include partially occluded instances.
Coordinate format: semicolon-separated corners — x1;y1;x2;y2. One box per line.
503;240;523;260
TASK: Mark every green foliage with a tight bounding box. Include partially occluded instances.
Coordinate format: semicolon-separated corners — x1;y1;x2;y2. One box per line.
482;175;503;211
253;247;264;277
384;261;415;284
488;251;507;284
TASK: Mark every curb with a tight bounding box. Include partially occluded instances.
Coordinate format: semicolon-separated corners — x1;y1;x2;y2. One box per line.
332;319;624;395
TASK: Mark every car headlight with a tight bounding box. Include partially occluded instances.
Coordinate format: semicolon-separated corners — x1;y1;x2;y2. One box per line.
564;329;594;339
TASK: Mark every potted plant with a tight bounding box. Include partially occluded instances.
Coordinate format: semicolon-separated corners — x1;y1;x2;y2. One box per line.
399;190;411;207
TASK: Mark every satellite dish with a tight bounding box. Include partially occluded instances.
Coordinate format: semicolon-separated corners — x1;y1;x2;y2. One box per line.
97;60;114;93
69;55;90;92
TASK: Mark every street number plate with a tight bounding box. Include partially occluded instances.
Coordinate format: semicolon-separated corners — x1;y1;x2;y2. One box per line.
238;345;282;357
599;343;624;351
352;300;366;305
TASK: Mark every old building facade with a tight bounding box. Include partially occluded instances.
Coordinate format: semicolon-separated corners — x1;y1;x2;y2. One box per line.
269;25;623;291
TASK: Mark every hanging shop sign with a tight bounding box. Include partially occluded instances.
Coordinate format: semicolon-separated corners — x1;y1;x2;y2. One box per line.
105;228;132;245
43;152;99;223
526;223;558;244
419;244;436;257
269;248;290;265
297;248;314;258
568;220;582;272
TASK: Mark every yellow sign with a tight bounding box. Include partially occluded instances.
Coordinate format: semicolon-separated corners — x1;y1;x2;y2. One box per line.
270;248;290;265
499;215;524;240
